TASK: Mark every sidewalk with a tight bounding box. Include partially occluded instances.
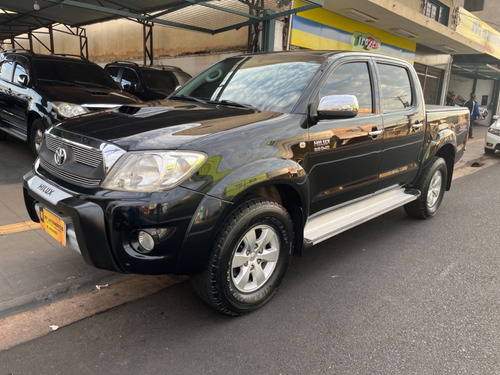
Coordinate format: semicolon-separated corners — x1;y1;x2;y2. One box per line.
0;123;497;320
454;122;490;170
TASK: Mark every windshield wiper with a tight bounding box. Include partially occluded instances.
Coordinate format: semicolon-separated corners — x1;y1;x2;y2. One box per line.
170;94;207;104
208;99;255;110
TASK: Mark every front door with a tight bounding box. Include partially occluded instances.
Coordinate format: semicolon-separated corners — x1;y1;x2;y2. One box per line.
305;59;384;214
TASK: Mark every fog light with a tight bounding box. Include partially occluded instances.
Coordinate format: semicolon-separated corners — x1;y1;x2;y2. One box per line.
138;230;155;253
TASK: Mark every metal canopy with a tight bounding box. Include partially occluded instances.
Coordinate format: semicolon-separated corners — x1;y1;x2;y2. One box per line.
0;0;322;42
452;54;500;80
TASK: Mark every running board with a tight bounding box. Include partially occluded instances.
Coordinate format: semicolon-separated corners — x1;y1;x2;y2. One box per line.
304;188;420;246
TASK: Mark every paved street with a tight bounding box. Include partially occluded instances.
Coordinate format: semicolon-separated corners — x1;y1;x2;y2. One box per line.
1;125;500;374
1;154;500;374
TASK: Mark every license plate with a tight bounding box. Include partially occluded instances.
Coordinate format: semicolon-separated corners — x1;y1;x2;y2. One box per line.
39;208;66;246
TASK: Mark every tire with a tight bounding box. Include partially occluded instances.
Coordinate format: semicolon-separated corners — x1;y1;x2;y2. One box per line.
30;118;45;156
191;198;294;316
404;156;447;219
485;147;495;155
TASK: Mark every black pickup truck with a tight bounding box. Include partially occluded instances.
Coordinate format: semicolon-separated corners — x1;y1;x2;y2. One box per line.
23;51;469;315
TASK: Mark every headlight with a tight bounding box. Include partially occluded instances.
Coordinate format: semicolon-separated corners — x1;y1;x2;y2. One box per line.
488;127;500;136
102;151;207;192
52;102;88;118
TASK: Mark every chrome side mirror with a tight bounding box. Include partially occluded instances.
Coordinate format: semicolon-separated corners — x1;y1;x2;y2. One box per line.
317;94;358;119
17;74;29;87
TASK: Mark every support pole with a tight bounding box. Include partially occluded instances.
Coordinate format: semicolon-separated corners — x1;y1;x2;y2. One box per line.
143;21;154;65
263;9;276;52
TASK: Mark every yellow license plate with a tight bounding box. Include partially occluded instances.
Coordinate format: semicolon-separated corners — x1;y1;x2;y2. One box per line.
39;208;66;246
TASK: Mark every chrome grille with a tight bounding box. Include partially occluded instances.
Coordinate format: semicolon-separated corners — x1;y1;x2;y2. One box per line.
40;158;101;188
45;133;102;168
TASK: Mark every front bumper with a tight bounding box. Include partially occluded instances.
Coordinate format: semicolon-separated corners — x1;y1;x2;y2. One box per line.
23;170;222;275
485;130;500;152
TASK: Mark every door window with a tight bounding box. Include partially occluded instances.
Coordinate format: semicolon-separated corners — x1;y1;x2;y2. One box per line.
121;68;140;90
13;62;28;85
319;62;373;114
377;63;413;112
106;66;121;83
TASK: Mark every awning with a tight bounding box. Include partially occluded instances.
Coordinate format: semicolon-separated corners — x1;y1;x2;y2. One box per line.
452;54;500;80
0;0;322;42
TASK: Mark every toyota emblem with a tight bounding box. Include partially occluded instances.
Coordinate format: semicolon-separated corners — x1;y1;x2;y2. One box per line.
54;147;67;166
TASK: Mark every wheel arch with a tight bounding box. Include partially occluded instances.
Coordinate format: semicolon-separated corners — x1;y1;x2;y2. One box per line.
434;143;455;190
26;112;44;142
235;183;306;256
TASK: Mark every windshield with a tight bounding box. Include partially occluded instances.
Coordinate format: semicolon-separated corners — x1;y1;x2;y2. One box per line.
173;55;323;113
34;60;120;89
142;69;178;91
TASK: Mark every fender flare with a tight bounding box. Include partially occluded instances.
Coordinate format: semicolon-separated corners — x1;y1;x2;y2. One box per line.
175;158;310;273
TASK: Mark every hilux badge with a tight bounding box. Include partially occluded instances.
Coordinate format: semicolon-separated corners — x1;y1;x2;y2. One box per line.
54;147;67;166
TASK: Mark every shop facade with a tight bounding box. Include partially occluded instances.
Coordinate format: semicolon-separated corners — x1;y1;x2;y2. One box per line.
287;1;500;114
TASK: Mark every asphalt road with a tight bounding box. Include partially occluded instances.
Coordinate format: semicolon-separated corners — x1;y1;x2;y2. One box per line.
1;160;500;374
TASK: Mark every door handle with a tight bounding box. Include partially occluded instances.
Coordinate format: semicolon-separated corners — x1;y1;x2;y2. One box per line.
412;122;423;131
368;129;383;138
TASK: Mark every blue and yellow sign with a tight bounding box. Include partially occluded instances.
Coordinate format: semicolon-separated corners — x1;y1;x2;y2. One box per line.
290;1;416;63
455;7;500;59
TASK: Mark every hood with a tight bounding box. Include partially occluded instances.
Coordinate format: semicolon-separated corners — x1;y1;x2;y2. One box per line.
38;84;141;105
55;100;283;151
490;120;500;130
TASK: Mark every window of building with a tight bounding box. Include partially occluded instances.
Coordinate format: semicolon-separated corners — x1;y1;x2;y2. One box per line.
423;0;450;26
414;63;444;105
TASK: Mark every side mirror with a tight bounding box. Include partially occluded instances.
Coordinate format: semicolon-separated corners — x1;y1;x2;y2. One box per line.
131;82;143;93
317;95;358;119
17;74;29;87
493;115;499;121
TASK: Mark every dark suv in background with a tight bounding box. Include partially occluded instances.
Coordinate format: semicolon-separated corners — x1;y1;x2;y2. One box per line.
104;61;191;101
0;50;141;155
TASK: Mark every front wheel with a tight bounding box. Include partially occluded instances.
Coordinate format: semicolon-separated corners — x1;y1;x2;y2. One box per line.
30;118;45;156
191;198;294;316
404;156;447;219
485;147;495;155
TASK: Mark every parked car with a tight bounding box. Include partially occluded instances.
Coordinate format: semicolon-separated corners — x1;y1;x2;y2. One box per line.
24;51;469;315
485;115;500;154
104;61;192;101
0;49;141;155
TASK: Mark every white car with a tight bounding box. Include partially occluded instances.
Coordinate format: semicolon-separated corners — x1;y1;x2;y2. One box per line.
485;115;500;154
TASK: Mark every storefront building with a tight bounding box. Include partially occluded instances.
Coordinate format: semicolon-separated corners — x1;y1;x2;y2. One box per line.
287;0;500;116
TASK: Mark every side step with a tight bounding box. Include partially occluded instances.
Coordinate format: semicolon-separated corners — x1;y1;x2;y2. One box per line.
304;188;420;246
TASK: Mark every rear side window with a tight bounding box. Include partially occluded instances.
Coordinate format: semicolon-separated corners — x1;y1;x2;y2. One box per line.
377;63;413;112
0;60;14;82
319;62;373;114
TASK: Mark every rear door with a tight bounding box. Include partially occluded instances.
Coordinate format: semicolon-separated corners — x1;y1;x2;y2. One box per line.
375;59;426;190
305;57;384;214
0;56;16;127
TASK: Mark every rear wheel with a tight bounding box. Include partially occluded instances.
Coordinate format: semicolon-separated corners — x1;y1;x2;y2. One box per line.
404;156;447;219
30;118;45;156
191;198;294;316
